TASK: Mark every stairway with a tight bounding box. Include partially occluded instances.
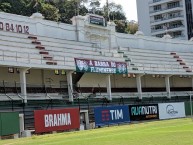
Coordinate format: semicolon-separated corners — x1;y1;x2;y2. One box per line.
170;52;192;72
28;35;57;65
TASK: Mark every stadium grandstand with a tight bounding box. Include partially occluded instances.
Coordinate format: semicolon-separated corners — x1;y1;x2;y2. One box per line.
0;11;193;137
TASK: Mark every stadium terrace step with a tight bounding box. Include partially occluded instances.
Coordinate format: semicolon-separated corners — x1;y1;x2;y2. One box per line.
180;62;186;65
173;55;180;58
32;41;41;45
28;36;37;40
183;66;189;69
43;56;53;60
46;61;57;65
170;52;176;55
172;52;191;72
35;46;45;50
186;69;192;72
177;58;183;62
39;51;49;55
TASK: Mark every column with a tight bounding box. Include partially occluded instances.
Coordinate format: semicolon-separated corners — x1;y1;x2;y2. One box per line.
19;68;29;104
71;15;85;42
165;75;171;99
67;71;74;102
106;75;112;101
136;74;143;100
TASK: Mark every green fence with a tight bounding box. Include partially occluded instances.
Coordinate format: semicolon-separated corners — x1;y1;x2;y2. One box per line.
0;112;19;136
185;102;193;116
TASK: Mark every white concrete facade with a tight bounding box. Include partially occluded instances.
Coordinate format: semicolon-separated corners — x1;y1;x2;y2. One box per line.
137;0;191;40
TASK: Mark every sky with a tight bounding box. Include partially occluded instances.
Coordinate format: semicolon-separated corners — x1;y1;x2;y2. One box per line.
100;0;138;21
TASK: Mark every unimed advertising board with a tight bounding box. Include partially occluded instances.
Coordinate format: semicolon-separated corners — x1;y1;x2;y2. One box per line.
158;102;185;120
94;105;130;126
129;104;159;121
34;108;80;133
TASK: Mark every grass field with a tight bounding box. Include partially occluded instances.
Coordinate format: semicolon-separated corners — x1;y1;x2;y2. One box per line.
1;118;193;145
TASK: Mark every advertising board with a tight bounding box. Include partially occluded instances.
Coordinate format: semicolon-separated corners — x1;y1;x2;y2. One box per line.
34;108;80;133
129;104;159;121
94;105;130;126
158;102;185;119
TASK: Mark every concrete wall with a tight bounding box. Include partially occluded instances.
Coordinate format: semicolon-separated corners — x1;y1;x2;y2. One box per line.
170;75;191;87
136;0;151;36
142;75;165;88
115;33;193;52
78;73;192;88
0;12;76;41
0;67;67;87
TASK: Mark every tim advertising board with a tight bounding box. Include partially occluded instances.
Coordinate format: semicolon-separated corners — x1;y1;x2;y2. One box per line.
94;105;130;126
129;104;159;121
34;108;80;133
158;102;185;120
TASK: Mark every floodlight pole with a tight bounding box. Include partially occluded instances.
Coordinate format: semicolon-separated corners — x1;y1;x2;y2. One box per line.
106;0;110;21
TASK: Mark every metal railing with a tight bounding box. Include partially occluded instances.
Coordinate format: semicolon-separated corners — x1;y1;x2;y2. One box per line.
0;49;67;67
149;0;162;4
151;15;183;23
128;62;189;73
151;25;184;33
150;5;183;13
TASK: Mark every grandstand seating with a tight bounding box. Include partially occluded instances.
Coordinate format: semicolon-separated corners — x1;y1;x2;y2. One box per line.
0;30;125;69
118;47;187;73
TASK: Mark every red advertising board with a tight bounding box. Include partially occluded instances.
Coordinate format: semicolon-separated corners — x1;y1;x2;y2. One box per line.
34;108;80;133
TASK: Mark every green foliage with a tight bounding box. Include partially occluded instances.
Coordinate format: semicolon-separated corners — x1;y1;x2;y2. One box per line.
126;21;138;34
114;20;127;33
0;0;133;33
0;2;11;12
40;3;60;21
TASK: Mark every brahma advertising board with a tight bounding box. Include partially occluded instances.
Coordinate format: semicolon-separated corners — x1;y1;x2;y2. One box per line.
129;104;159;121
34;108;80;133
158;102;185;120
94;105;130;126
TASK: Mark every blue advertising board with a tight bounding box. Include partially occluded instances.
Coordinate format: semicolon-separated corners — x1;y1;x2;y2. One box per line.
94;105;130;126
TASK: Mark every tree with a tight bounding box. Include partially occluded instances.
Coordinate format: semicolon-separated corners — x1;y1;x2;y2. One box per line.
0;2;12;13
103;2;127;33
126;21;138;34
41;3;60;21
0;0;28;15
114;20;127;33
88;0;102;15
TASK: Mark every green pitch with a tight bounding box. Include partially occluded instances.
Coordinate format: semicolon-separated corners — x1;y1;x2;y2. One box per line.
1;118;193;145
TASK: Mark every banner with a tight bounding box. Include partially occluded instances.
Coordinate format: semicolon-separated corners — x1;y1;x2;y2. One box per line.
74;58;127;74
34;108;80;133
158;102;185;120
94;105;130;126
129;104;159;121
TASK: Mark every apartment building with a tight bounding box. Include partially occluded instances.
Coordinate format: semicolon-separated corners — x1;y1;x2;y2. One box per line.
136;0;193;40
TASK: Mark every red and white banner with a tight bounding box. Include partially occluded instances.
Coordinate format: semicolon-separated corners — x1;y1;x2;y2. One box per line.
34;108;80;133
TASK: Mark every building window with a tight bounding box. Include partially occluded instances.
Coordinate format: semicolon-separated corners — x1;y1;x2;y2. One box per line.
153;5;161;11
61;70;66;75
167;1;180;9
172;31;182;38
8;67;14;73
153;0;161;3
54;70;59;75
155;25;162;30
154;14;162;20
